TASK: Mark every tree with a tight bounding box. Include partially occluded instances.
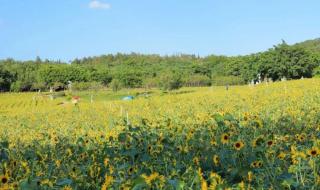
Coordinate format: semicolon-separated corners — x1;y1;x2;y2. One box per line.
0;67;14;92
257;42;318;80
158;71;183;91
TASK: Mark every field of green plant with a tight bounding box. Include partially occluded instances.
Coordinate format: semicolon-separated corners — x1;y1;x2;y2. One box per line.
0;79;320;189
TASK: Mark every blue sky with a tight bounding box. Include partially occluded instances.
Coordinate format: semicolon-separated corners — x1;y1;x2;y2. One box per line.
0;0;319;61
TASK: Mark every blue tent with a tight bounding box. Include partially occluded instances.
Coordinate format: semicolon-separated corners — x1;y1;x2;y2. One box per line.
122;96;134;101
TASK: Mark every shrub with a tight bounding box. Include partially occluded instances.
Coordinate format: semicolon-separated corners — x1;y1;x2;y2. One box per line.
158;72;183;91
110;79;122;92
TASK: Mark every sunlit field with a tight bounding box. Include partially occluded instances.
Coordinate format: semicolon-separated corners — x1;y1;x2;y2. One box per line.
0;79;320;189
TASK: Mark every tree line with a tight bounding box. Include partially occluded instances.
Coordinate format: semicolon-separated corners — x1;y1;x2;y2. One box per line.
0;41;319;92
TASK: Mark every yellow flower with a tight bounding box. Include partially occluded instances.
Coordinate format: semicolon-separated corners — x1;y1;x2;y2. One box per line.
250;161;263;168
234;141;245;150
210;138;217;146
295;133;306;142
266;140;274;147
277;152;286;160
201;179;208;190
221;133;230;144
62;185;73;190
193;157;200;165
247;171;253;182
210;172;223;184
128;167;134;175
141;172;159;186
40;179;53;187
307;147;319;157
55;160;61;167
0;174;9;185
238;181;245;190
251;136;263;148
291;145;306;164
104;158;110;166
213;155;219;166
101;175;114;190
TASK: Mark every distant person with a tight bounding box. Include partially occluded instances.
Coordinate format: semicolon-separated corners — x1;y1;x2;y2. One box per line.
226;84;229;91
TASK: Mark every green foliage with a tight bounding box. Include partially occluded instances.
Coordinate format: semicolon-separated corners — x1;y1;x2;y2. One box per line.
0;67;14;92
31;82;46;91
72;82;93;91
257;41;318;80
312;66;320;77
110;79;122;92
183;74;211;87
0;39;320;92
72;82;104;91
211;75;245;86
158;71;183;91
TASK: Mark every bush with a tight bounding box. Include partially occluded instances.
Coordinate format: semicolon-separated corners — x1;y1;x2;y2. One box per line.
110;79;122;92
312;66;320;77
183;74;211;87
143;78;159;89
72;82;104;91
52;82;65;91
10;81;32;92
158;72;183;91
31;82;47;91
72;82;92;91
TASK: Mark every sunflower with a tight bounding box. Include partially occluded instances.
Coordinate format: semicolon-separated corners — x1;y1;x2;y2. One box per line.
307;147;320;157
213;155;219;166
295;133;306;142
141;172;159;186
104;158;110;166
250;161;263;168
277;152;286;160
0;175;9;184
55;160;61;167
247;171;253;182
128;167;134;175
193;157;200;165
234;141;245;150
210;138;217;146
267;140;274;147
252;136;264;148
221;133;230;144
101;175;114;190
201;178;208;190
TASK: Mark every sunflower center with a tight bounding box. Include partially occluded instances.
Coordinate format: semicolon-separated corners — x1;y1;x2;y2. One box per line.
1;177;8;184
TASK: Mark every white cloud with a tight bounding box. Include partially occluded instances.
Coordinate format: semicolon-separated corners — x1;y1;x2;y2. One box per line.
89;0;111;10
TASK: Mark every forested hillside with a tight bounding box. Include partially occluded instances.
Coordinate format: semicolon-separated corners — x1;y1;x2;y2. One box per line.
1;40;320;92
294;38;320;53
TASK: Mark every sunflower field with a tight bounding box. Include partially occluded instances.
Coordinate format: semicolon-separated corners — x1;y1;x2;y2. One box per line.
0;79;320;190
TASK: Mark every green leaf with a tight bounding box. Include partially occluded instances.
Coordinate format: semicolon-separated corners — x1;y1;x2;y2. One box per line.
56;178;72;186
132;177;147;190
168;180;185;190
19;180;40;190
